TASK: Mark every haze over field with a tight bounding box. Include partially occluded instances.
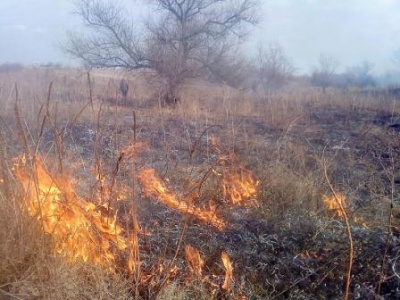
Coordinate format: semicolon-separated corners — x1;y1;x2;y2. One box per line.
3;2;400;300
0;0;400;74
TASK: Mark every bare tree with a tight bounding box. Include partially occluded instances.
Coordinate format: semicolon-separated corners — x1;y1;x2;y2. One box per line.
345;61;376;88
65;0;259;104
256;42;295;95
311;54;340;92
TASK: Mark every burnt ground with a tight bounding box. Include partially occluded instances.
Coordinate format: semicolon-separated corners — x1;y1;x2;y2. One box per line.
128;104;400;299
5;95;400;299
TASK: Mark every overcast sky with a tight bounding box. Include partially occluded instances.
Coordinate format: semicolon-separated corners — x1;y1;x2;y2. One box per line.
0;0;399;74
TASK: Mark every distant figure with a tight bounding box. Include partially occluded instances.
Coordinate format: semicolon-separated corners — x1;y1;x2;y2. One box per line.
119;79;129;105
164;91;179;106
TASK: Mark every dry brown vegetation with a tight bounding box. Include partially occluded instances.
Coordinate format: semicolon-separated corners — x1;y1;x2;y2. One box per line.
1;66;400;299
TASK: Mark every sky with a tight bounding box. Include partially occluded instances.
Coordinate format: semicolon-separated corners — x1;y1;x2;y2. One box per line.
0;0;400;74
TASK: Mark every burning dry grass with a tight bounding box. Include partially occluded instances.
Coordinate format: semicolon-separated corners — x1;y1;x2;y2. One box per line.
185;245;204;278
138;168;227;229
14;156;130;269
221;251;234;292
5;147;258;298
0;181;133;300
323;192;349;218
220;167;258;206
1;67;400;299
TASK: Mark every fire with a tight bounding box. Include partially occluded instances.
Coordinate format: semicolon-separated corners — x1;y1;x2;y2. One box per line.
185;244;204;277
209;135;220;153
15;157;129;269
12;132;258;295
221;251;234;291
209;135;258;206
137;168;226;229
323;193;348;218
221;168;258;206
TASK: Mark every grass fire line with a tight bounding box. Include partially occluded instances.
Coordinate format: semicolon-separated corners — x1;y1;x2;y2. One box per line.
138;168;227;230
14;153;257;272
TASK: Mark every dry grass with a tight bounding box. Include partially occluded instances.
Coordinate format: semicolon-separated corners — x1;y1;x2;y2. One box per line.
155;282;211;300
1;66;400;299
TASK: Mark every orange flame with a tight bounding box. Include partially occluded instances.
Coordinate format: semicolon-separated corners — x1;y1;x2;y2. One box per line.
15;157;129;269
138;168;226;229
221;168;258;206
323;193;348;218
185;244;204;277
221;251;234;291
208;135;259;206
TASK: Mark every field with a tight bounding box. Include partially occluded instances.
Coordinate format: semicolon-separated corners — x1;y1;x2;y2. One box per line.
1;67;400;299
